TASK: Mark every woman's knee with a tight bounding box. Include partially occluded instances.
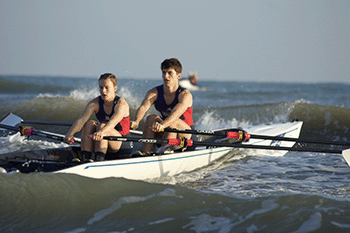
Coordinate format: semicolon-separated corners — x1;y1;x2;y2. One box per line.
82;120;97;134
108;141;122;153
96;122;106;131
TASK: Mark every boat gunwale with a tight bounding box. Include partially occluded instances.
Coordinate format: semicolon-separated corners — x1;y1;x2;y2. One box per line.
81;147;233;170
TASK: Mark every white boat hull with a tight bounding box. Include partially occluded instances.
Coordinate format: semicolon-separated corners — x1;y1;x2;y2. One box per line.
56;147;233;179
55;121;303;180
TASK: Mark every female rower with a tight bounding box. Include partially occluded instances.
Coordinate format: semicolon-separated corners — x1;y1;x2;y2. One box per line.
64;73;130;161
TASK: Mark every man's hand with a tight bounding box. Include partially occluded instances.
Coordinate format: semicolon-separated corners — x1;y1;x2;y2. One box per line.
152;122;164;132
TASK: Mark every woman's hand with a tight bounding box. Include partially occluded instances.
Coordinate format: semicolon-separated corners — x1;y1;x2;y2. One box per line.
91;131;104;141
130;121;139;129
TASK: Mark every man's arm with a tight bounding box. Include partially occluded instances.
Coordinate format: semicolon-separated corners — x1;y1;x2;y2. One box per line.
131;88;157;129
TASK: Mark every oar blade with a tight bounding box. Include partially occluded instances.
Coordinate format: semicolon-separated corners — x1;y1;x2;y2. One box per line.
0;112;23;130
342;149;350;167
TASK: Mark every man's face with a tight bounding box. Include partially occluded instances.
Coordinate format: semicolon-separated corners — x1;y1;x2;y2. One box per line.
162;68;181;86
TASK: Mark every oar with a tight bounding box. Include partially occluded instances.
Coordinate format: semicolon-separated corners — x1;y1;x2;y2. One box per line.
22;120;143;135
162;128;350;147
5;113;349;146
102;135;345;154
0;123;79;143
2;112;143;135
0;112;23;129
21;120;74;126
103;135;350;166
343;149;350;166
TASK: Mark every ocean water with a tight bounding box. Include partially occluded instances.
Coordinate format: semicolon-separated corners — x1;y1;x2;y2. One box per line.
0;75;350;232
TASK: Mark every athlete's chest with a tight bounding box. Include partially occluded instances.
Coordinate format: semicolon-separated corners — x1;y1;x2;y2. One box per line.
163;92;177;105
102;102;114;116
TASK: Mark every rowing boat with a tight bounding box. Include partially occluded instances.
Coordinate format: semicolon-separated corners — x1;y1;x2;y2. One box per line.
0;121;303;180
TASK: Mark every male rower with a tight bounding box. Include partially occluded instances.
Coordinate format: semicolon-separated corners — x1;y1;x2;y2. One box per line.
131;58;194;155
64;73;130;161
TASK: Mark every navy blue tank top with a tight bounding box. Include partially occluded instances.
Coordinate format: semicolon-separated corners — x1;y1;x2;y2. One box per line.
95;96;130;135
154;85;194;126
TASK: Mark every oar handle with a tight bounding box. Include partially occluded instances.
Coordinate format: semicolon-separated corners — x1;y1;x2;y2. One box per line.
0;123;76;144
20;126;75;143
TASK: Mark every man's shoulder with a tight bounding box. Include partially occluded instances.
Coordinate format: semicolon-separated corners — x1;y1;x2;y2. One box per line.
180;88;192;95
147;86;158;95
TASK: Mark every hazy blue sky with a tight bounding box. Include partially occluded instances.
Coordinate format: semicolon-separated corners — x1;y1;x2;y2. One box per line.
1;0;349;83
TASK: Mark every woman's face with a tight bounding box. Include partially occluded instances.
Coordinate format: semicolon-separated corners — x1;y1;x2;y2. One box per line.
99;78;117;101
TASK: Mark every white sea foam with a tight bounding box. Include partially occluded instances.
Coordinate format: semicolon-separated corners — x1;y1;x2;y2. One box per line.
65;86;141;108
69;88;98;100
36;93;65;98
0;132;69;154
183;214;235;233
331;221;350;229
184;198;279;232
63;228;87;233
291;212;322;233
87;188;179;226
194;110;251;130
118;86;142;108
148;217;175;225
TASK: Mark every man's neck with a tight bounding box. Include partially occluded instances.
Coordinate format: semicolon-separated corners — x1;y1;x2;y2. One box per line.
163;83;179;94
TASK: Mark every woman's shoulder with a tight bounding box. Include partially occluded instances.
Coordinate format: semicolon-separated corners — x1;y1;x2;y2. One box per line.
86;96;100;109
115;96;128;106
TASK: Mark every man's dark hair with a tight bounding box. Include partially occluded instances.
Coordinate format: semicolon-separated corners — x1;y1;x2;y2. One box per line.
161;58;182;74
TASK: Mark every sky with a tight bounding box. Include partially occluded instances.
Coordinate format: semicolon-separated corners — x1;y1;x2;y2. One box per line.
0;0;349;83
